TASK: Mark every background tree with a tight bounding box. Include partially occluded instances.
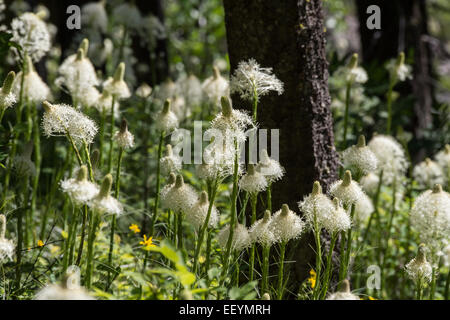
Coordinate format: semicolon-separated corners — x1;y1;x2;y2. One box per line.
223;0;339;291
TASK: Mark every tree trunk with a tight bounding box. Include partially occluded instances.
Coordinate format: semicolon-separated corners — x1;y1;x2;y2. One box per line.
223;0;339;293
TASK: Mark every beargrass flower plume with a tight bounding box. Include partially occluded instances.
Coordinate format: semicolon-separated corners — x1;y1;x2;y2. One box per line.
135;83;152;98
210;96;255;142
230;58;284;102
413;158;445;189
185;191;220;229
335;53;368;84
0;71;16;111
386;52;412;82
0;214;15;263
57;40;99;104
34;266;94;300
249;210;276;247
13;140;36;178
103;62;131;99
170;95;190;122
324;198;352;234
298;181;335;230
256;149;285;183
405;244;432;283
342;135;378;175
114;119;134;149
326;280;359;300
13;55;51;103
112;2;142;30
217;222;251;252
202;66;230;107
239;164;268;194
60;165;99;205
354;193;374;226
160;174;198;213
368;134;408;185
410;184;450;253
81;0;108;33
89;174;123;215
270;204;305;243
42;101;98;145
95;90;120;118
435;144;450;173
155;99;179;132
160;144;182;176
10;12;51;62
359;172;380;196
329;171;365;206
155;78;177;102
177;74;203;107
441;241;450;268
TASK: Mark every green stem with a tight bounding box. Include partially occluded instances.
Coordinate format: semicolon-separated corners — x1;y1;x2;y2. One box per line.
320;232;338;299
386;80;395;135
342;82;352;149
75;205;88;266
261;245;270;294
249;193;258;282
107;96;116;173
277;241;287;300
149;131;165;236
85;211;100;289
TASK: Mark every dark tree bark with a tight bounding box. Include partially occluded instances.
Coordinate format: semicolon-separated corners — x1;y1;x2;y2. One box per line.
356;0;434;162
223;0;339;292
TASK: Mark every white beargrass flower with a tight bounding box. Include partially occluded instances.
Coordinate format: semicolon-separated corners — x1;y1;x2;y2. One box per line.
405;244;432;283
114;119;134;149
441;241;450;267
42;101;98;145
160;144;182;176
112;2;142;30
171;95;190;122
57;41;99;104
210;96;255;141
435;144;450;173
185;191;219;229
13;56;51;104
342;135;378;175
298;181;335;230
386;52;412;82
217;222;251;252
230;58;284;101
413;158;445;189
335;54;368;84
239;164;268;194
94;90;120;118
326;280;359;300
13;141;36;177
325;198;352;234
249;210;276;247
360;172;380;195
155;99;179;132
0;71;16;110
103;62;131;99
177;74;203;106
10;12;50;62
202;66;229;107
35;266;94;300
0;214;15;263
135;83;152;98
79;86;100;108
368;134;408;185
354;193;374;226
160;174;198;213
256;149;284;183
81;1;108;33
155;78;177;102
329;171;365;206
410;184;450;252
60;165;99;205
270;204;305;243
89;174;123;215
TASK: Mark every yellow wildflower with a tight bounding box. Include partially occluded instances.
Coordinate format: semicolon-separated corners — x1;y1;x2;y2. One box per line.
140;235;156;250
37;240;44;247
129;224;141;233
308;269;316;289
